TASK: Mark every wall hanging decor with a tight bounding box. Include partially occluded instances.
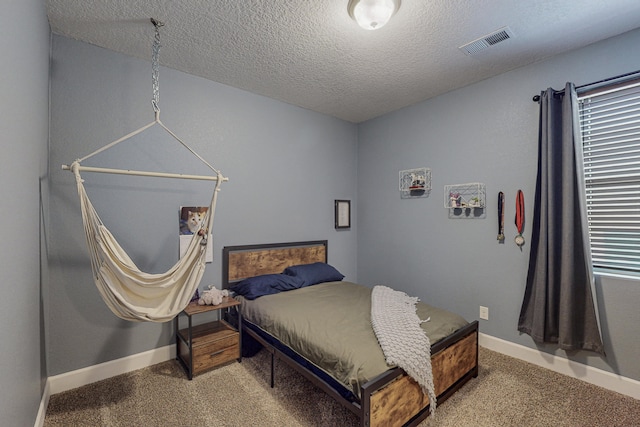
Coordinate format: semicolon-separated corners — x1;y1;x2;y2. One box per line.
399;167;431;199
497;191;505;242
515;189;525;248
335;199;351;229
444;182;486;219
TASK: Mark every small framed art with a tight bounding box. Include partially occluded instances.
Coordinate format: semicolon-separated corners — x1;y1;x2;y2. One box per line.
335;200;351;229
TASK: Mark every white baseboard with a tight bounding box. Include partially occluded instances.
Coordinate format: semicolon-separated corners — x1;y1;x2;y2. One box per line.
479;333;640;400
33;379;50;427
48;344;176;396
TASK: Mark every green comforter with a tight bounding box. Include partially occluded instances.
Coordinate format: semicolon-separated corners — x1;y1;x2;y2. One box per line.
238;281;468;397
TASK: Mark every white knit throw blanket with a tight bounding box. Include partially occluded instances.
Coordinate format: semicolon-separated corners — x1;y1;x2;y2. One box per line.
371;285;436;414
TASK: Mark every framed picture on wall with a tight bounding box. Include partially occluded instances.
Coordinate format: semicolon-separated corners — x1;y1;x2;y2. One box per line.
335;200;351;229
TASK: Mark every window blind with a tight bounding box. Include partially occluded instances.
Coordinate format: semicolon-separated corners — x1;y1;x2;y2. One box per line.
578;80;640;273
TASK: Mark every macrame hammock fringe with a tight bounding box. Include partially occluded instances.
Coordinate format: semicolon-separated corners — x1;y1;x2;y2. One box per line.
63;19;227;322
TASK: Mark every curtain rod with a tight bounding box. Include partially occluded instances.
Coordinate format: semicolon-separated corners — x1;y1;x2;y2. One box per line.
531;69;640;102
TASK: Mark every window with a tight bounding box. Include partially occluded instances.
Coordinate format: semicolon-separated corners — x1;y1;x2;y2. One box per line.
578;79;640;274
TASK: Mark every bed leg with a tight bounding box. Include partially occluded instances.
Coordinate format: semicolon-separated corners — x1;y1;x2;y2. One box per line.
270;352;275;388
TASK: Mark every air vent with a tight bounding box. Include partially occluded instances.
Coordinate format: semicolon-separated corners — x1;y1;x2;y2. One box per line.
459;26;514;55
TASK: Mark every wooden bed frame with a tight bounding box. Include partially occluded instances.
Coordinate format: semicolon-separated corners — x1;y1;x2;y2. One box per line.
222;240;479;427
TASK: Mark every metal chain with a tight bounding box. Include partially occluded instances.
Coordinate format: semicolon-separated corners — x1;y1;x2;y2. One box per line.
151;19;164;112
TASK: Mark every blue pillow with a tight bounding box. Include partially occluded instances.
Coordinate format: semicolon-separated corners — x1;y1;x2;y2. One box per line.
283;262;344;287
231;274;305;300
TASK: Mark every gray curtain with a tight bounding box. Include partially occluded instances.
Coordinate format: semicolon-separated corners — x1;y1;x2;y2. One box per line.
518;83;604;354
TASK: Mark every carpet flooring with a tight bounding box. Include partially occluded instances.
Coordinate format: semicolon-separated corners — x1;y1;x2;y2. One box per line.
44;347;640;426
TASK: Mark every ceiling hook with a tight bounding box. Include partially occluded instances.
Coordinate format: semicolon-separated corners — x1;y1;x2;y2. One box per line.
150;18;165;28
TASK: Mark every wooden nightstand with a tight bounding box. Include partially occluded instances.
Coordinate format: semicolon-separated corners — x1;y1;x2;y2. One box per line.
175;296;242;379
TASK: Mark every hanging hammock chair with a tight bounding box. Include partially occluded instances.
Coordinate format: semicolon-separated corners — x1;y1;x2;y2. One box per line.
70;162;224;322
63;19;228;322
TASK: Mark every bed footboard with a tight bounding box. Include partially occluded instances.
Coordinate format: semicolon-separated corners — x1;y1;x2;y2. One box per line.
363;321;479;427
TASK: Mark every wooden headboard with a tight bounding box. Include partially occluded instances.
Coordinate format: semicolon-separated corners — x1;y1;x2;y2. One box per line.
222;240;328;288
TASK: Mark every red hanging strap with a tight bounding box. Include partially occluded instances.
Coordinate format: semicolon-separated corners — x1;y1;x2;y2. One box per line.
515;190;525;247
515;190;525;233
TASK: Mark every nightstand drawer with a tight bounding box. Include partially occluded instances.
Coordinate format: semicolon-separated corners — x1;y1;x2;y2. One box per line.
192;335;239;374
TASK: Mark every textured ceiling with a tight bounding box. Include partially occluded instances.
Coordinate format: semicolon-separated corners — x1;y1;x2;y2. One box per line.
46;0;640;123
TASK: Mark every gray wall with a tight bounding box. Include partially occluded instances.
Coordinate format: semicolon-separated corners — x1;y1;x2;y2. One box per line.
357;28;640;382
48;36;358;375
0;0;50;424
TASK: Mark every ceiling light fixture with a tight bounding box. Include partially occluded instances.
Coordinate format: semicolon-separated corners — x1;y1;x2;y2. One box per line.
348;0;400;30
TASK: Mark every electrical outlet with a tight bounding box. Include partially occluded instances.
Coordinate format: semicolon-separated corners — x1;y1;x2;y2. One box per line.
479;306;489;320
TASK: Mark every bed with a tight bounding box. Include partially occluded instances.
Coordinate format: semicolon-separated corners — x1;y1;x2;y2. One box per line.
222;240;478;427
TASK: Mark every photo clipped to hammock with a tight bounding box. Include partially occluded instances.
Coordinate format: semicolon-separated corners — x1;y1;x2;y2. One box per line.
179;206;213;263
